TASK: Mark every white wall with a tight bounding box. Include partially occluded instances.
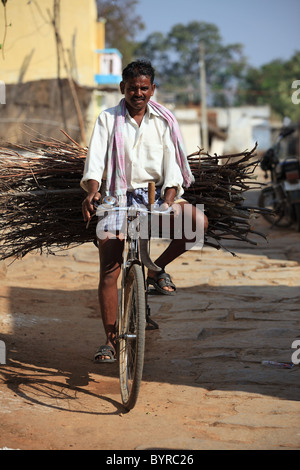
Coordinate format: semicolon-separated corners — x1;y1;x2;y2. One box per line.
213;106;271;153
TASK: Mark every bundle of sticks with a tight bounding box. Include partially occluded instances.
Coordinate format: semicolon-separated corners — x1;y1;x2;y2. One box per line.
0;131;266;261
184;146;267;253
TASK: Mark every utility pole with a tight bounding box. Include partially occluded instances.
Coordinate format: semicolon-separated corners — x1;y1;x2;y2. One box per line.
1;0;8;60
200;43;209;152
52;0;68;134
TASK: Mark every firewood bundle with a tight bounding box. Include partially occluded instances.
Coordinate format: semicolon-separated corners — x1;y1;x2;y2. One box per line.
0;132;266;261
0;132;90;260
184;145;267;254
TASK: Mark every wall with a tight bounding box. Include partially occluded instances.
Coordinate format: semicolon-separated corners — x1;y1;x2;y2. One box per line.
213;106;271;154
0;1;124;146
0;79;93;146
174;109;202;155
0;0;98;86
173;106;272;156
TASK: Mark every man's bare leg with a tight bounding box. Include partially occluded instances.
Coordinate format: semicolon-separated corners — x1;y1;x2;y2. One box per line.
148;202;208;291
97;235;124;360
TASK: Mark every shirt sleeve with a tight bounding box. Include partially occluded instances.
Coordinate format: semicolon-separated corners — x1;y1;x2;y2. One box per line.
80;113;109;192
161;125;184;199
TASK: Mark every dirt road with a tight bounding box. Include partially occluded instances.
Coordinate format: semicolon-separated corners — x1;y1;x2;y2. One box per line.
0;186;299;450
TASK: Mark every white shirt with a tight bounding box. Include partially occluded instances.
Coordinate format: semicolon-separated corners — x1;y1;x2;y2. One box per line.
81;103;184;198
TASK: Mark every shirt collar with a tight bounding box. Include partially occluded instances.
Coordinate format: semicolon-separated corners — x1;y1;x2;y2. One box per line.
147;100;160;117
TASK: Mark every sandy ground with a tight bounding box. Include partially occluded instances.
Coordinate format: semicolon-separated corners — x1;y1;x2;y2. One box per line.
0;179;300;451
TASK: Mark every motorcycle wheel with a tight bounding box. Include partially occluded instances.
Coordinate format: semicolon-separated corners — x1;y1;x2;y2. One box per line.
258;187;293;228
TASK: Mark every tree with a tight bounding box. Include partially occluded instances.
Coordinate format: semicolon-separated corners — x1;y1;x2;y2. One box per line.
237;51;300;122
96;0;144;65
134;21;247;106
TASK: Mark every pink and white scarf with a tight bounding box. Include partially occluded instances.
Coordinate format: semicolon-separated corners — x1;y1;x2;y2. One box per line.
105;98;194;197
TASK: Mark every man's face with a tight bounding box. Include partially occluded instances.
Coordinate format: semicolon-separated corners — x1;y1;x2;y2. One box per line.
120;75;155;113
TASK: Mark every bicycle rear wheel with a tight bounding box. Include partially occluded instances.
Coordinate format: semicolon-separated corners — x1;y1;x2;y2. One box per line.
118;263;146;410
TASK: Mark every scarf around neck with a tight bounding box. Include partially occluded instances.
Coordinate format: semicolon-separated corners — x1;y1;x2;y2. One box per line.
105;98;194;198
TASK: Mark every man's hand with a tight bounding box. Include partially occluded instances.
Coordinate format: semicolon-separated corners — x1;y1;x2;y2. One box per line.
163;187;177;207
82;191;101;222
82;179;101;222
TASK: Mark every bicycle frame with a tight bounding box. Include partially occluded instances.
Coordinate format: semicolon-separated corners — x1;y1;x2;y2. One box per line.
95;191;172;409
95;199;165;331
118;208;144;340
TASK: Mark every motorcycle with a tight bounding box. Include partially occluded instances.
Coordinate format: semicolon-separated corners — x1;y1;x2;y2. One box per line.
259;126;300;232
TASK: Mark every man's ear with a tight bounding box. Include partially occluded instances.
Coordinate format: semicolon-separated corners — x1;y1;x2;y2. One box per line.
120;81;125;94
151;83;156;96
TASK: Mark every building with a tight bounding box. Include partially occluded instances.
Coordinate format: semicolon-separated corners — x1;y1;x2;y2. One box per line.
1;0;99;86
212;105;272;154
0;0;122;145
94;18;122;87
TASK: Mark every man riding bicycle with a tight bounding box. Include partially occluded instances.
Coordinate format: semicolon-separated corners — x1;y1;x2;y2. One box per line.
81;60;208;362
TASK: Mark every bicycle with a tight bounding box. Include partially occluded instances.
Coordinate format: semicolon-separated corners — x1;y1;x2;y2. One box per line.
95;182;171;410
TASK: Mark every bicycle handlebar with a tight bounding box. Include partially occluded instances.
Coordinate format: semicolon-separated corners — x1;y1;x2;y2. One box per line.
95;195;173;216
148;181;156;206
94;190;169;273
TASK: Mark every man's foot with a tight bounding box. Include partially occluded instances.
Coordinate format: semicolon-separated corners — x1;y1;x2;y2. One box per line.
94;333;117;363
147;270;176;295
94;344;116;363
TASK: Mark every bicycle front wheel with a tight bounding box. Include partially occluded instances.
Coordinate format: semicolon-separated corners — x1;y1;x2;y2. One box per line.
119;263;146;410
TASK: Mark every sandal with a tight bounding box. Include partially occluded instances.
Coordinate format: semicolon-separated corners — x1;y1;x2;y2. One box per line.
147;270;177;296
94;345;116;363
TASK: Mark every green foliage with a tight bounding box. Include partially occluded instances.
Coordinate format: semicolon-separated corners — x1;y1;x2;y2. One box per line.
134;21;247;106
237;51;300;121
96;0;145;65
95;3;299;120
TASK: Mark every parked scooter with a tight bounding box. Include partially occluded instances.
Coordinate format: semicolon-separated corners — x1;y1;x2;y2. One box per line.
259;126;300;232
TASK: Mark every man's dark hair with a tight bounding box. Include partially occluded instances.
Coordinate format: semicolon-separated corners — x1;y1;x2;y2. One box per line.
122;59;155;84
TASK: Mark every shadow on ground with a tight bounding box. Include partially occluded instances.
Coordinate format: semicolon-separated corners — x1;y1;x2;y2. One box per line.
1;278;299;414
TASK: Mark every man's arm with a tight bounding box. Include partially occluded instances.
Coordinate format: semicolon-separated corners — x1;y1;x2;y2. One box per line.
81;112;110;221
161;125;184;201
